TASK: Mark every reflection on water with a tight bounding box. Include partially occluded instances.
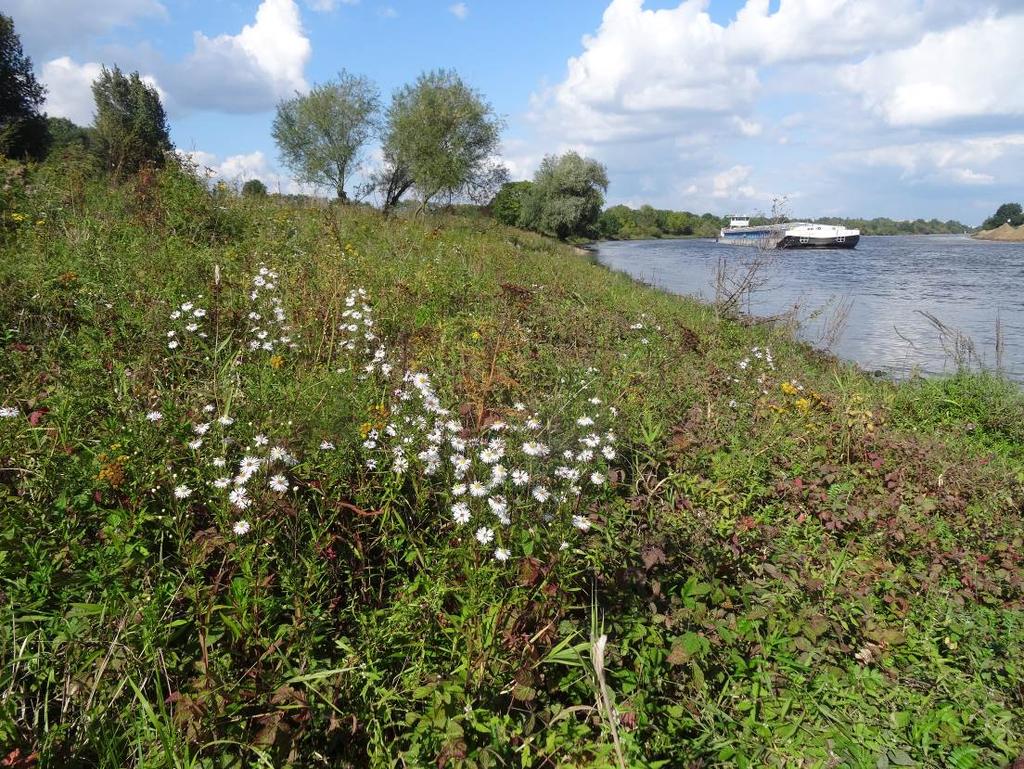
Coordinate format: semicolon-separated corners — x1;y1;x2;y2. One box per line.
595;235;1024;381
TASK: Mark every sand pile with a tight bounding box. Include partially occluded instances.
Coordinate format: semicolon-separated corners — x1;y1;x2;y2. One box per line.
974;222;1024;241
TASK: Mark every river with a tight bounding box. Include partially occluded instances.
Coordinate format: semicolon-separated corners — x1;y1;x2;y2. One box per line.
595;235;1024;382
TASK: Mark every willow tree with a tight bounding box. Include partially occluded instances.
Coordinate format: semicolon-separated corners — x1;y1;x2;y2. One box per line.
272;71;379;202
519;152;608;240
91;66;172;176
385;69;506;214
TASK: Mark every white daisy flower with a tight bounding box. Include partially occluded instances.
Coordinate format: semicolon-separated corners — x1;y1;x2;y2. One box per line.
479;447;501;464
451;483;467;497
253;434;269;447
212;457;226;468
590;472;606;486
572;515;592;532
576;416;594;427
213;477;231;489
521;441;550;457
193;423;210;435
511;469;529;486
145;410;162;422
232;519;251;536
475;526;494;546
494;547;510;562
218;415;234;426
268;474;289;492
451;502;471;524
525;418;541;430
490;464;507;485
187;438;203;450
167;340;179;350
186;323;199;333
469;481;488;498
174;485;193;499
239;456;262;475
532;486;551;503
602;445;616;460
320;440;335;450
229;488;251;510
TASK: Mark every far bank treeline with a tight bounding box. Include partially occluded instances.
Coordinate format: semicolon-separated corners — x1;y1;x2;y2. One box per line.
490;185;974;240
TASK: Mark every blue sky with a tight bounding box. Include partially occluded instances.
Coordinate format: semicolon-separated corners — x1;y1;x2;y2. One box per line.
9;0;1024;224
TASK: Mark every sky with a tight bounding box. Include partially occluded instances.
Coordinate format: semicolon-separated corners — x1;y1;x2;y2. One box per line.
8;0;1024;224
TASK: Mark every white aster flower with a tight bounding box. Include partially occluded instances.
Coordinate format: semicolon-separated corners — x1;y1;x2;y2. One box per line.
494;547;510;562
232;519;251;536
239;456;262;475
451;483;467;497
186;323;199;333
475;526;494;546
229;488;251;510
145;410;162;422
320;440;335;450
590;472;606;486
521;441;550;457
213;477;231;489
469;481;488;498
451;502;471;524
572;515;592;532
187;438;203;450
193;422;210;435
532;485;551;503
218;415;234;426
174;485;192;499
602;445;616;460
167;340;179;350
268;474;288;492
576;416;594;427
212;457;226;468
511;469;529;486
253;434;269;447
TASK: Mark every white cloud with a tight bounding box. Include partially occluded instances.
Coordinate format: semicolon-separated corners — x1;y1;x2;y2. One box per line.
179;149;305;194
851;134;1024;183
174;0;311;112
41;57;103;125
531;0;965;145
305;0;358;10
712;165;756;199
41;57;166;125
6;0;166;58
840;14;1024;126
449;3;469;20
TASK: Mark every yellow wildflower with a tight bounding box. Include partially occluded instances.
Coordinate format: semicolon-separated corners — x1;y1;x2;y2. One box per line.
269;354;284;369
780;381;798;396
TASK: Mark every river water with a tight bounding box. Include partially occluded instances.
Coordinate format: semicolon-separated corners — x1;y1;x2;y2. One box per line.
595;235;1024;382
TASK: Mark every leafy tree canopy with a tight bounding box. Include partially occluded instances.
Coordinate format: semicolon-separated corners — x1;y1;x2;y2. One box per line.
488;181;533;226
242;178;268;197
518;152;608;240
982;202;1024;230
91;65;172;177
0;14;50;160
272;70;379;201
386;69;506;213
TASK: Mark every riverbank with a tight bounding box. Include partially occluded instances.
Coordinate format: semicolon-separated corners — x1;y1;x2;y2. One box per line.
2;162;1023;766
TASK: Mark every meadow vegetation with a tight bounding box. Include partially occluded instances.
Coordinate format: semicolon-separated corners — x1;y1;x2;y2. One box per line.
1;154;1023;769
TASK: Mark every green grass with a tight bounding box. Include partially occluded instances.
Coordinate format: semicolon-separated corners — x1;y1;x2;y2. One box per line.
1;157;1023;768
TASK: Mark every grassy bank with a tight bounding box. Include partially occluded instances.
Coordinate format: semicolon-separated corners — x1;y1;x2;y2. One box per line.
2;160;1023;768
